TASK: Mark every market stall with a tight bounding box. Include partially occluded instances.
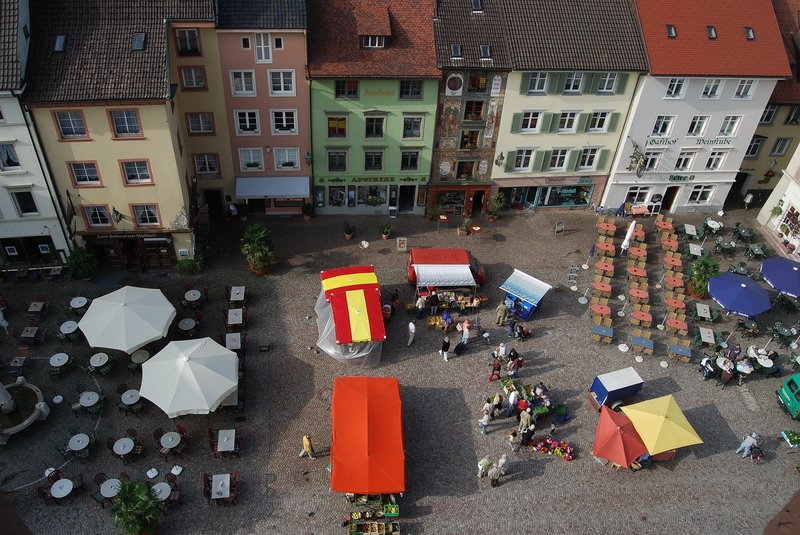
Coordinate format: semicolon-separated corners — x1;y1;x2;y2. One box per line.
499;269;553;320
587;367;644;411
407;249;484;313
316;266;386;368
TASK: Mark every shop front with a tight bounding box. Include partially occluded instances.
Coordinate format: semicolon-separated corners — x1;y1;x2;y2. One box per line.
495;175;604;210
0;235;62;269
235;176;311;215
602;172;733;215
427;184;491;216
79;230;191;272
313;176;428;216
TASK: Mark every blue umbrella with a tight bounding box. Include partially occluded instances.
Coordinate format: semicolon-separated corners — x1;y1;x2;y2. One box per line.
708;272;771;318
760;257;800;298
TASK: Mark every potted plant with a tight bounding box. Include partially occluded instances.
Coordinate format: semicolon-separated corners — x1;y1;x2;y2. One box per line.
176;255;203;276
66;245;99;280
379;221;393;240
111;480;161;535
344;221;355;240
238;203;249;221
427;204;441;221
457;217;472;236
687;255;719;298
301;203;314;221
240;223;275;275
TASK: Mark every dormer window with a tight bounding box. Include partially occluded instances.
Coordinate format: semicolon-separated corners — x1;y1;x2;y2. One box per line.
706;26;717;39
361;36;385;49
54;34;66;52
745;27;755;40
133;32;146;51
451;43;462;59
471;0;483;12
479;45;491;60
666;25;677;39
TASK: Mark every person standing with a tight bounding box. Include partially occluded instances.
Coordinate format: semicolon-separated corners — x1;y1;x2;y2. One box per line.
735;432;760;458
495;302;509;326
477;456;493;478
299;434;316;459
520;424;536;448
506;389;520;418
461;322;471;346
407;320;416;347
442;310;453;333
488;464;502;487
497;453;508;475
743;192;754;210
415;294;427;319
440;335;450;361
482;397;495;419
429;291;440;316
506;319;516;338
488;357;502;382
478;409;491;434
518;407;532;433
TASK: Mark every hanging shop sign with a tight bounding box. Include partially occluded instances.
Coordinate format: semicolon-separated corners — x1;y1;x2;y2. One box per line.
317;176;426;184
648;137;733;147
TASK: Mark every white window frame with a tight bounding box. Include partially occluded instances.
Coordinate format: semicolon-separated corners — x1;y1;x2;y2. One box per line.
85;205;111;227
588;112;609;132
255;32;272;63
744;138;764;158
133;204;160;226
271;109;297;135
688;185;714;204
578;148;599;170
526;72;547;94
239;148;264;171
548;149;568;170
193;154;219;176
771;137;792;156
626;186;650;204
760;105;778;124
597;72;617;94
786;106;800;125
665;78;686;98
122;161;152;184
651;115;674;137
718;116;741;137
402;115;423;139
701;78;722;99
175;28;200;55
110;110;141;137
268;70;296;96
180;66;205;89
230;70;256;96
361;35;385;48
674;151;696;171
70;162;100;185
705;151;727;170
514;149;533;170
563;72;582;94
558;112;577;133
734;79;755;99
187;113;213;134
11;189;38;216
55;111;86;138
687;115;709;137
235;110;260;135
274;147;300;170
521;112;540;132
644;151;663;171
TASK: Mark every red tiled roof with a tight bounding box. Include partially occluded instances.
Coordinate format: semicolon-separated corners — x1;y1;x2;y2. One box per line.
307;0;439;78
633;0;791;77
770;0;800;103
353;5;391;36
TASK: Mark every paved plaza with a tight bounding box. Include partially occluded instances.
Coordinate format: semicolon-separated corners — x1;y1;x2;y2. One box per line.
2;207;799;534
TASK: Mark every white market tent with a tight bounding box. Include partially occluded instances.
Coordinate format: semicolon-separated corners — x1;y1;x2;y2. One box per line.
413;264;476;287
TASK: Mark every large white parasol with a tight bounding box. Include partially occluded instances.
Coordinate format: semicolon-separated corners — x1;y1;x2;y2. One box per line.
621;221;637;251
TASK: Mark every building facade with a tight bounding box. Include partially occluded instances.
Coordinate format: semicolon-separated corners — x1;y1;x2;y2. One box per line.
756;140;800;257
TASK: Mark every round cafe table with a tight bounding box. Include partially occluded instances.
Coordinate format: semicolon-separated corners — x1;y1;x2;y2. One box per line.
49;353;70;367
656;221;673;231
707;219;722;230
590;304;611;316
68;433;90;451
60;320;79;335
716;357;733;370
666;319;688;331
131;349;150;364
631;311;652;323
90;353;109;367
113;437;134;456
628;288;649;300
756;356;774;368
121;389;140;405
627;266;646;278
592;282;611;293
160;431;181;449
178;318;196;332
79;391;100;407
629;247;646;259
70;296;88;310
595;261;613;273
50;479;74;499
665;298;686;310
664;276;684;288
151;482;172;502
664;257;683;268
184;289;202;303
100;479;122;499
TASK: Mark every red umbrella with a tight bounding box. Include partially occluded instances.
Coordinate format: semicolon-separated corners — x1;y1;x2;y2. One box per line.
592;406;648;468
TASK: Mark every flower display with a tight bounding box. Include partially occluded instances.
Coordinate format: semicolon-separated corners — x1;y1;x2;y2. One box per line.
532;437;575;461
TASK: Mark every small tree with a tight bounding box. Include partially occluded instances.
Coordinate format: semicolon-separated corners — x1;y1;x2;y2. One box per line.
111;480;161;535
66;245;99;280
688;255;720;298
241;224;275;274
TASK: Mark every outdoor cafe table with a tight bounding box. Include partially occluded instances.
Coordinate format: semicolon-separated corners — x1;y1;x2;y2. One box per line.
716;357;734;371
684;224;697;237
60;320;78;335
699;326;716;345
227;309;243;326
665;298;686;310
20;326;38;342
664;257;683;269
100;479;121;499
595;261;614;274
151;482;171;502
131;349;150;364
178;318;196;332
70;296;88;310
756;355;775;368
590;304;611;316
49;352;69;368
50;479;74;499
668;344;692;359
225;332;242;351
90;353;109;368
667;319;689;332
184;289;202;303
113;437;134;456
629;246;647;259
736;227;754;242
632;228;646;240
695;303;712;320
664;276;684;289
229;286;246;303
631;336;654;351
596;242;616;256
79;391;100;408
656;220;674;232
706;219;723;232
597;223;617;235
747;244;766;259
732;264;749;275
591;324;613;337
68;433;90;451
160;432;181;449
631;310;652;323
661;237;679;251
121;389;140;406
27;301;44;314
689;243;704;257
627;266;647;279
217;429;236;452
211;474;231;499
628;288;649;301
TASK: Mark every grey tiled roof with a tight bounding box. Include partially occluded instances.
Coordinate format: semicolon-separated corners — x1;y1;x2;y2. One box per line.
0;0;22;90
434;0;512;69
25;0;214;104
215;0;307;29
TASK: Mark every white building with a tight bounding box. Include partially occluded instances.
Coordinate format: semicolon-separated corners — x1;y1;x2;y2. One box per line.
602;0;790;215
756;142;800;258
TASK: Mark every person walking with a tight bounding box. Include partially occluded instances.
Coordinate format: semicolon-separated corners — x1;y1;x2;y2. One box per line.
482;397;495;419
407;320;416;347
506;389;520;418
299;434;316;459
488;464;502;487
506;319;516;338
429;291;440;316
478;409;491;434
492;393;504;417
518;407;532;433
743;192;754;210
440;335;450;361
495;302;509;326
477;456;493;478
442;310;453;333
415;294;427;319
461;322;471;346
497;453;508;475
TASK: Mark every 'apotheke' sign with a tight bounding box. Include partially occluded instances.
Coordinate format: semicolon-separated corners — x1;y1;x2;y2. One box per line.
648;137;733;146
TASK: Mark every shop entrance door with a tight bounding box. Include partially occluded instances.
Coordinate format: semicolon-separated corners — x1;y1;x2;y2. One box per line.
398;185;415;213
470;190;484;215
661;186;681;212
203;189;224;217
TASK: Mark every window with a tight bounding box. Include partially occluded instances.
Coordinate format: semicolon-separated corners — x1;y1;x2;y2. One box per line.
274;148;300;169
705;151;726;170
133;204;160;226
666;25;677;38
327;116;347;138
588;112;609;132
464;101;484;120
364;151;383;171
361;36;385;48
548;149;568;170
180;66;206;89
450;43;462;58
335;80;359;98
11;190;37;216
521;112;540;132
626;186;650;204
597;72;617;94
272;110;297;134
786;106;800;125
357;186;387;206
771;137;793;156
365;117;385;139
54;111;87;139
467;72;487;93
707;26;717;39
514;149;533;170
399;80;422;99
479;44;491;59
745;27;755;40
193;154;219;176
402;116;423;139
255;33;271;63
579;148;599;169
269;70;295;96
558;112;577;132
241;36;251;49
745;138;764;158
687;115;708;137
84;205;111;227
456;161;475;178
526;72;547;94
734;80;755;99
69;162;100;185
175;29;200;56
761;105;778;124
471;0;483;11
401;151;419;171
718;116;741;136
187;113;214;134
235;111;260;135
231;71;255;96
674;151;696;171
644;151;662;171
121;161;152;184
54;34;66;51
109;110;141;138
665;78;686;98
239;148;263;170
133;32;146;50
688;185;714;204
274;37;283;49
460;130;479;149
328;151;347;172
701;79;721;98
563;72;582;93
651;116;674;137
0;144;20;170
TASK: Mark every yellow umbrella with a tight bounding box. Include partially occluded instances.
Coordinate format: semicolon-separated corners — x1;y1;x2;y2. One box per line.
620;395;703;455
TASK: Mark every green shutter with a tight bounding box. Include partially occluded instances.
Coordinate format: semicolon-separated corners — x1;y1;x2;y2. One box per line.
520;73;532;95
531;150;545;172
540;113;553;133
607;112;620;132
577;113;590;133
596;149;609;171
539;150;552;171
616;73;629;94
549;114;560;133
586;73;600;94
504;151;515;172
566;150;580;171
546;73;564;95
511;113;523;133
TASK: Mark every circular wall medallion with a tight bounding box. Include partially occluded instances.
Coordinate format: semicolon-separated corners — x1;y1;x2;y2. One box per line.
446;75;463;92
439;161;452;175
478;160;489;174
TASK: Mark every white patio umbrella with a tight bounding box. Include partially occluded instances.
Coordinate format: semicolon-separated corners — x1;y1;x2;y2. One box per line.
621;221;637;251
78;286;176;353
140;338;238;418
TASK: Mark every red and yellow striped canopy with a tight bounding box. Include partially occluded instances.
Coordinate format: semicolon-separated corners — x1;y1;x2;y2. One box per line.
320;266;386;345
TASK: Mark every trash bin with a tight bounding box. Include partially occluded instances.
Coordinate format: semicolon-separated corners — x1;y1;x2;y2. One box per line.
36;401;50;420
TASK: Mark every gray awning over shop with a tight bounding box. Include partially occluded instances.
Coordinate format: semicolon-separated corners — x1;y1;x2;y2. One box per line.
235;176;310;199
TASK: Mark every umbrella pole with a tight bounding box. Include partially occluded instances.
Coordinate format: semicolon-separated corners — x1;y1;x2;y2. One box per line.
761;339;771;352
618;301;627;318
791;333;800;350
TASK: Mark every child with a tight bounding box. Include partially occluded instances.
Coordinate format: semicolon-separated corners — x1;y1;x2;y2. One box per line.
478;409;491;434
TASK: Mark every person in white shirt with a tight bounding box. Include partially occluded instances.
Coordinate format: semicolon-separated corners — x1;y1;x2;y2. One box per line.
735;432;760;458
407;320;416;347
506;389;520;418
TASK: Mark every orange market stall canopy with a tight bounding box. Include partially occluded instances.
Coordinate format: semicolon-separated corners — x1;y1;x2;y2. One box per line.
331;377;405;495
315;266;386;367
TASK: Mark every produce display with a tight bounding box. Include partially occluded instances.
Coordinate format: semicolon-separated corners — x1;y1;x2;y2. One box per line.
347;521;400;534
532;436;576;461
781;429;800;448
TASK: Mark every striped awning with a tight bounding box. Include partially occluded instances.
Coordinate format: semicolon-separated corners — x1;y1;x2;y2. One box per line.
320;266;386;345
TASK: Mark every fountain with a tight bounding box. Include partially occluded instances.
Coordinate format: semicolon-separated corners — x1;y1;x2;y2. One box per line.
0;378;46;445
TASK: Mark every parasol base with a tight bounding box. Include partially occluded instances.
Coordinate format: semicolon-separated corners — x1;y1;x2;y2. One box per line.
578;297;588;305
634;356;644;363
660;361;669;368
618;344;630;353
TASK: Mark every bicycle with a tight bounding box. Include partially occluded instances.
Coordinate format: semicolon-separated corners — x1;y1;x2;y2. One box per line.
588;204;616;216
